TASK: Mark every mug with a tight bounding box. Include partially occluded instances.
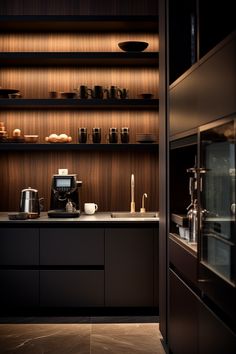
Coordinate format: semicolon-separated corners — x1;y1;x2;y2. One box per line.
118;88;129;99
107;127;118;143
78;127;87;143
84;203;98;215
79;85;93;99
120;127;129;143
92;85;104;99
91;127;101;143
49;91;58;98
109;85;119;99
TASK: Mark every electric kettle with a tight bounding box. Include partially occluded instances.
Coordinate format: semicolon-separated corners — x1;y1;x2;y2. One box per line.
20;187;43;219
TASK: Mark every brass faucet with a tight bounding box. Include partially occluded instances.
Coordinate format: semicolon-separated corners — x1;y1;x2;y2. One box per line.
140;193;148;213
130;173;135;213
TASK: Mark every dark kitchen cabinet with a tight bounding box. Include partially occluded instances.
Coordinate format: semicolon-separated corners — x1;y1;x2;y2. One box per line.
0;223;158;311
0;270;39;307
169;269;198;354
0;228;39;265
169;0;235;85
169;0;197;84
198;1;235;59
40;270;104;307
169;235;197;286
161;0;236;350
105;227;158;307
198;300;236;354
39;227;104;307
40;228;104;265
170;33;236;136
0;228;39;308
169;269;236;354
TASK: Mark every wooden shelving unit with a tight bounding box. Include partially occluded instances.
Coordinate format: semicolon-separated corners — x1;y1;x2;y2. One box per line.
0;143;159;152
0;15;158;32
0;98;159;109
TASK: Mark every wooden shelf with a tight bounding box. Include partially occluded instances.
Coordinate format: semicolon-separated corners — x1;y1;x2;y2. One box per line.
0;143;159;152
0;15;158;33
0;52;158;67
0;98;159;110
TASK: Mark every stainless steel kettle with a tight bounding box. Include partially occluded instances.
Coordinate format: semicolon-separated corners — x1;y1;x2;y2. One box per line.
20;187;42;219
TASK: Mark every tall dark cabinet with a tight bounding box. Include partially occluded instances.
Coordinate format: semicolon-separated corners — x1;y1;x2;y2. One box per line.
164;0;236;353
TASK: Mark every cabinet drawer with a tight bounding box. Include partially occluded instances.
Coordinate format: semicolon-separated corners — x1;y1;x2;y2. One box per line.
0;270;39;307
40;270;104;307
40;228;104;265
0;228;39;265
169;236;197;286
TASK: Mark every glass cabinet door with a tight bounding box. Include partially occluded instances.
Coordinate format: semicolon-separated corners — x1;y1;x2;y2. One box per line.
199;118;235;286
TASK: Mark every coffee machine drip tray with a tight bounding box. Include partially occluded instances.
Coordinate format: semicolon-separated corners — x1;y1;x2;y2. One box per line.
47;210;80;218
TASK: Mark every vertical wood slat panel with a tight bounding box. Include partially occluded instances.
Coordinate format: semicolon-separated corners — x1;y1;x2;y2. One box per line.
0;2;159;212
0;110;158;143
0;151;159;212
0;0;158;16
0;34;159;52
0;68;159;99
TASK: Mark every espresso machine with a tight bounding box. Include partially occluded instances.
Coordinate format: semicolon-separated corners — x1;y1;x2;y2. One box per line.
48;173;82;218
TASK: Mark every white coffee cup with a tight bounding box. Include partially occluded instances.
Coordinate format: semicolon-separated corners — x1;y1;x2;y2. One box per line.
84;203;98;215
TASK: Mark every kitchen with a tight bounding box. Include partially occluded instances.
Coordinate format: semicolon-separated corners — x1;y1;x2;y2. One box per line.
0;0;235;353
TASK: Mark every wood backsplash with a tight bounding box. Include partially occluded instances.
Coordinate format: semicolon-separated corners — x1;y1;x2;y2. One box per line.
0;0;158;16
0;67;159;99
0;150;159;212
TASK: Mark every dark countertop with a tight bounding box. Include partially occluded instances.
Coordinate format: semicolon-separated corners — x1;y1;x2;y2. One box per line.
0;212;159;225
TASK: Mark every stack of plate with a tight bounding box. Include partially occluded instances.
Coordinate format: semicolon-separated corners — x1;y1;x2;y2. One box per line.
136;133;157;143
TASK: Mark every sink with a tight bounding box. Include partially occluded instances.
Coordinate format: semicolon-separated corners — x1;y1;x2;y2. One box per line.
111;211;159;218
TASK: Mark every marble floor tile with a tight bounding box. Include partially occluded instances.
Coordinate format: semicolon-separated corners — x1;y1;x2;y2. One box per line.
0;323;91;354
0;320;166;354
91;323;165;354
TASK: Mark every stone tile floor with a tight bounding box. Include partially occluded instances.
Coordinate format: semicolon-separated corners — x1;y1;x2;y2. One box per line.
0;316;166;353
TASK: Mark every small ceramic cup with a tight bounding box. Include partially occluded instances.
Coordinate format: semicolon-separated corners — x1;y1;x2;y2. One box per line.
84;203;98;215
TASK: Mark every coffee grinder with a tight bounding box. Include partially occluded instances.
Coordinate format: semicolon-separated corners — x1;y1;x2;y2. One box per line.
48;173;82;218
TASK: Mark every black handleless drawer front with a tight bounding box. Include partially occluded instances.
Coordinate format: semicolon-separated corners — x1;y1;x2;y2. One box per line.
169;236;197;286
40;270;104;307
40;228;104;265
105;227;154;307
0;270;39;307
0;228;39;265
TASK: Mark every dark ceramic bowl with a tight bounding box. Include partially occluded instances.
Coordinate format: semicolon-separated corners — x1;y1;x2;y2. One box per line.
118;41;149;52
139;93;154;99
60;92;77;99
0;89;19;98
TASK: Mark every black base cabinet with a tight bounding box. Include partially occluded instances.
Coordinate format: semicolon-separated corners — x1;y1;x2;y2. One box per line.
0;225;158;312
40;270;104;307
0;228;40;308
40;228;104;266
169;270;236;354
169;270;198;354
0;270;39;307
198;301;236;354
105;227;157;307
0;228;39;265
